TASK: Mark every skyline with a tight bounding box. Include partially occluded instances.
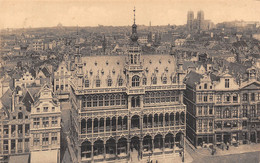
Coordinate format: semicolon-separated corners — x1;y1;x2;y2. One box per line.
1;0;260;29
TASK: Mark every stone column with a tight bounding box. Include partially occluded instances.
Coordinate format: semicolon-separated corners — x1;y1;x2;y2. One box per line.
127;140;130;160
162;137;165;154
152;138;154;154
140;138;143;159
115;140;118;158
91;144;94;162
103;143;106;160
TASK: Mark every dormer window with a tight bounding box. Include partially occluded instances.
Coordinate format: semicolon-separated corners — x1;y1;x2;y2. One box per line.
204;83;207;89
149;60;152;64
85;80;90;88
118;78;123;86
152;76;157;85
165;67;168;72
117;61;120;65
101;69;104;75
112;69;115;74
96;79;101;87
168;59;171;63
225;79;230;88
162;77;167;84
106;61;109;65
95;61;97;66
107;79;112;87
155;67;158;72
90;69;93;75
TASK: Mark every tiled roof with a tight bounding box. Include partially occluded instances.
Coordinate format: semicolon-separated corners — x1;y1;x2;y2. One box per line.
80;54;177;88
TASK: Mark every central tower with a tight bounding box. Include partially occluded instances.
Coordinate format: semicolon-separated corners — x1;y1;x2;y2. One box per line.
128;7;141;65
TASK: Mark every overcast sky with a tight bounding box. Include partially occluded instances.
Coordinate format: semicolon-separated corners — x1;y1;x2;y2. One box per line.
0;0;260;29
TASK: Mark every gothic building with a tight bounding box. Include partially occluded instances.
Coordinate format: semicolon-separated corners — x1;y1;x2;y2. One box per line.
69;9;186;162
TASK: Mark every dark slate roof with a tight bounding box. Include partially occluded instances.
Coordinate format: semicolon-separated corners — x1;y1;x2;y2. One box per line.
183;61;196;71
0;88;12;111
184;71;203;88
41;67;51;77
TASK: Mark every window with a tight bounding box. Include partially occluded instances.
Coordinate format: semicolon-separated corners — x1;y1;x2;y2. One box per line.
209;94;213;101
204;95;208;102
257;93;260;101
107;79;112;87
233;94;238;102
162;77;167;84
33;118;40;128
217;94;221;102
216;108;221;118
209;107;213;115
132;75;140;87
116;94;121;105
96;79;101;87
42;117;49;127
110;95;115;106
85;80;90;88
232;109;238;118
225;94;230;102
51;133;58;144
33;134;40;146
242;121;247;127
204;106;208;115
251;105;256;117
223;109;230;118
203;120;208;131
86;95;91;107
105;95;109;106
198;120;202;130
42;133;49;145
198;106;202;115
204;83;207;89
118;78;123;86
93;96;97;107
198;94;202;102
251;93;255;101
243;93;248;101
152;76;157;85
225;79;229;88
18;112;23;119
143;77;147;85
52;117;58;126
209;120;213;129
52;107;55;112
43;107;48;112
99;95;103;106
121;94;126;105
242;105;248;117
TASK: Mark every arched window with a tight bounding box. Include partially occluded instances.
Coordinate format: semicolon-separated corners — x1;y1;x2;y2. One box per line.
152;76;157;85
85;80;90;88
118;78;123;86
96;79;101;87
134;55;137;64
132;75;140;87
107;79;112;87
204;83;207;89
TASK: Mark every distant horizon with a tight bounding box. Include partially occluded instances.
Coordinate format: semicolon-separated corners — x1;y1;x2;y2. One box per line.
1;0;260;29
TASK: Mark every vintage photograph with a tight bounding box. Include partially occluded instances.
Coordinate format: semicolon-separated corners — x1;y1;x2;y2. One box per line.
0;0;260;162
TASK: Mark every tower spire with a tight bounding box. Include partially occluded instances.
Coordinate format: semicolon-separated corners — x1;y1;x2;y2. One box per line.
133;7;136;24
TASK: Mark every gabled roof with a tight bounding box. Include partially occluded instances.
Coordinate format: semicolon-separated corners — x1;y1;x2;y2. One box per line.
240;80;260;90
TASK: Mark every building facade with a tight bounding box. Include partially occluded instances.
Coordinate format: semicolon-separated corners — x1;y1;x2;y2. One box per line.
184;67;260;148
30;84;61;162
69;13;186;162
0;84;61;163
54;61;71;101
